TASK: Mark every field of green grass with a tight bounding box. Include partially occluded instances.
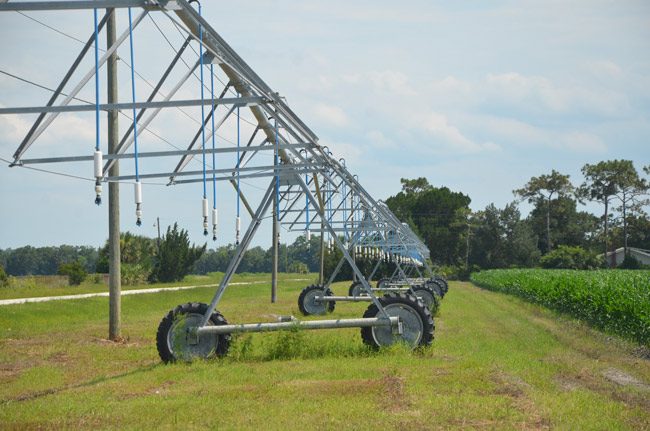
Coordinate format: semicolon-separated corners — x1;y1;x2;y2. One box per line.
1;273;649;430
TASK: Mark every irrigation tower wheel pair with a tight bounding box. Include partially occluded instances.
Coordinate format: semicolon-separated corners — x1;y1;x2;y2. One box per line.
296;284;434;348
346;280;440;309
156;292;434;362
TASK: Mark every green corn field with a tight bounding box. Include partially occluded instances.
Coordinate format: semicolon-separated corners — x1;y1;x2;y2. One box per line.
471;269;650;345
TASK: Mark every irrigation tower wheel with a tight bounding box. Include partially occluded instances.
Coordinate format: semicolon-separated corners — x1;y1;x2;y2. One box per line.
298;284;335;315
411;285;439;310
376;277;389;289
348;280;364;296
156;302;231;363
361;293;434;349
432;276;448;293
426;279;445;297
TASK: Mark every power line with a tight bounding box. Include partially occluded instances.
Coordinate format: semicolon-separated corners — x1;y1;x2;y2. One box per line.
17;11;91;48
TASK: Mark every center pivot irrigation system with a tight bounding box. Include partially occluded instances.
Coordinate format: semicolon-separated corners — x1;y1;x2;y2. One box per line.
1;0;448;362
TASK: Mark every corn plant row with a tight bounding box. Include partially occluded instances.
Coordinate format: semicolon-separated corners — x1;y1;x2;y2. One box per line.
470;269;650;345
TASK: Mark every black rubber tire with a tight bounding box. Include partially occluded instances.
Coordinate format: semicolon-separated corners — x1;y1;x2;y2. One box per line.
411;284;439;310
427;279;446;298
156;302;230;363
376;277;389;289
361;293;434;349
433;276;448;293
298;284;335;316
348;281;363;296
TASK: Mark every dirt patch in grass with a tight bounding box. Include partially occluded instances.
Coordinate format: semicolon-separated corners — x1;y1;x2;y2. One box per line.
0;363;25;380
491;370;530;398
491;370;551;430
280;378;379;397
602;368;650;390
554;367;650;411
380;369;407;408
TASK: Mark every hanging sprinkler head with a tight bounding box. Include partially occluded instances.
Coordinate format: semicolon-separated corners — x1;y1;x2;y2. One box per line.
202;198;209;236
93;150;103;205
95;180;102;206
235;216;241;245
134;181;143;226
212;208;218;242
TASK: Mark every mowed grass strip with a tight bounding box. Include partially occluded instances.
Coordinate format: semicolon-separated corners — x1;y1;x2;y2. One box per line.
0;275;648;430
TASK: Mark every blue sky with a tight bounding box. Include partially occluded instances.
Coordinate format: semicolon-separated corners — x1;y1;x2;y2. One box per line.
1;0;649;249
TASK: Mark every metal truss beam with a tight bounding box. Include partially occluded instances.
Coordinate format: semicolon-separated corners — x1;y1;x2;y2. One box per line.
0;96;264;115
0;1;171;11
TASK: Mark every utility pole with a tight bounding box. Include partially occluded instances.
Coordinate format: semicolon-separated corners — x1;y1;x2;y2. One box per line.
155;216;161;248
465;221;470;270
271;180;278;303
319;220;325;284
107;8;121;341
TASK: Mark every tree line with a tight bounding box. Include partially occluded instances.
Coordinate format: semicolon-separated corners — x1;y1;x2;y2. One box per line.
386;159;649;274
1;159;648;283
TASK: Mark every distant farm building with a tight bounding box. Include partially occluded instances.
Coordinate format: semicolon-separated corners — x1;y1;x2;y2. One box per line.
603;247;650;267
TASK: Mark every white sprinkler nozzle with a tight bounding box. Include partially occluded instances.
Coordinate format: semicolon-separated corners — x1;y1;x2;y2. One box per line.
202;198;209;235
94;151;103;205
212;208;218;241
94;181;102;205
236;216;241;245
134;181;143;226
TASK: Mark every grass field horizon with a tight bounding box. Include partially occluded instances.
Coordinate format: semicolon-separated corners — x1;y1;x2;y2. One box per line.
1;274;649;429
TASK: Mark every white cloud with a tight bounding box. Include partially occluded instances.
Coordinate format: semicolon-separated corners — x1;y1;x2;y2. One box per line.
312;103;349;127
559;132;607;153
484;72;630;116
365;130;393;148
367;70;415;96
414;111;500;154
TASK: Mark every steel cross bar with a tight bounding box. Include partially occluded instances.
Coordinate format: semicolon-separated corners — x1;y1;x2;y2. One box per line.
108;162;314;181
17;143;311;166
0;1;151;11
196;316;400;335
0;96;263;115
169;168;321;185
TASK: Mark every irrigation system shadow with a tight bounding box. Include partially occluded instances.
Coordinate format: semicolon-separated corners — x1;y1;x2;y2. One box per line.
1;362;160;404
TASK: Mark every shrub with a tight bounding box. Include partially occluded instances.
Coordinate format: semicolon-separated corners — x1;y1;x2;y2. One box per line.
540;245;602;270
57;261;87;286
287;262;309;274
152;223;206;282
0;265;9;288
121;263;150;286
